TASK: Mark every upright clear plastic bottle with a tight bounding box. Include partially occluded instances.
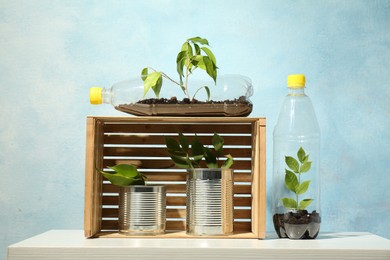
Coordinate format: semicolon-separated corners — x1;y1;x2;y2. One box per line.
272;74;321;239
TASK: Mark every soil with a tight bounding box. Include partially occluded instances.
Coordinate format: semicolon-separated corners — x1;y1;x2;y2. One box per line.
273;210;321;239
136;96;251;105
115;96;253;117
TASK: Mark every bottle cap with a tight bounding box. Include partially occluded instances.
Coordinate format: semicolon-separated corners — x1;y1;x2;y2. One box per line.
287;74;306;88
90;87;103;104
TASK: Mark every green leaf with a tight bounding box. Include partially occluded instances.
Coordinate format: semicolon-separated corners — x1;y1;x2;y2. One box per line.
221;154;234;169
188;37;209;45
166;137;182;152
109;164;138;178
143;71;162;97
201;46;217;66
191;136;204;162
281;198;298;209
285;169;298;193
170;154;192;169
192;86;210;101
303;154;309;163
298;199;314;210
297;147;306;163
181;42;191;52
191;55;206;70
285;156;299;173
141;67;148;82
152;74;162;98
203;56;217;84
204;86;210;101
194;43;201;55
212;133;224;153
176;50;187;63
204;147;218;168
178;133;189;153
300;161;312;173
176;50;186;78
296;180;311;195
100;164;145;187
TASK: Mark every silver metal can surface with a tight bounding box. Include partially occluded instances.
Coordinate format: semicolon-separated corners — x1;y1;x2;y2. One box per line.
186;168;233;236
119;185;166;235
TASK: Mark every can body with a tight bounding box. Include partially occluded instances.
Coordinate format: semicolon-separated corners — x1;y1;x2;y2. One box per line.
186;168;233;236
119;185;166;235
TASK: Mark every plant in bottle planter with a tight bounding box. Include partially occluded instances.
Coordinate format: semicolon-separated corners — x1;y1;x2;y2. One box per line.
99;164;166;235
141;37;217;101
277;147;321;239
99;37;253;117
165;133;234;236
281;147;313;211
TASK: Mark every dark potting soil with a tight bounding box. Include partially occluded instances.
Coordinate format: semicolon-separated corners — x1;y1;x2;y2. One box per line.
136;95;251;105
273;210;321;239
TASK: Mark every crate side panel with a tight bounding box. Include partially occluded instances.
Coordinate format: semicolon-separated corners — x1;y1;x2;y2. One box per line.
84;118;105;238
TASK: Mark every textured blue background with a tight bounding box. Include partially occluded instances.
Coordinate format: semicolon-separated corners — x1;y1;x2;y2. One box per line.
1;0;389;257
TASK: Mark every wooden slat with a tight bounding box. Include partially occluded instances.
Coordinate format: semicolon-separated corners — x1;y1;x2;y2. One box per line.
101;219;252;232
102;208;251;219
101;219;118;230
233;222;252;232
103;159;252;170
102;183;252;194
103;147;252;158
104;134;252;146
98;171;251;182
104;123;252;134
101;195;252;207
96;116;264;124
166;221;185;230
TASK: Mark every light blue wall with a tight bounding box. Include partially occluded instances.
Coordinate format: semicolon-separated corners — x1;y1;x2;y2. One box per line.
1;0;389;257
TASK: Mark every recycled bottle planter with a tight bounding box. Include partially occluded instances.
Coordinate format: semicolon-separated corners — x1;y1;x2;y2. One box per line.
272;75;321;239
119;185;166;235
90;74;253;117
186;168;234;236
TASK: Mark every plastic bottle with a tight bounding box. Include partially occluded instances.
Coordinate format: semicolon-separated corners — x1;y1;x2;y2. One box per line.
90;78;146;106
89;75;254;116
272;74;321;239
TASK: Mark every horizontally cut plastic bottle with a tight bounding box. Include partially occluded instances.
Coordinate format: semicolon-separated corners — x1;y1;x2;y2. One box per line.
89;75;253;116
272;74;321;239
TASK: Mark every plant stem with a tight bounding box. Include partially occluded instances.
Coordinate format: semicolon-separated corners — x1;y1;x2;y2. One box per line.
184;51;191;99
297;173;301;209
149;67;187;96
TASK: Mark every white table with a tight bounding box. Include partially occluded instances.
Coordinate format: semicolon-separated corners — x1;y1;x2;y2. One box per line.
7;230;390;260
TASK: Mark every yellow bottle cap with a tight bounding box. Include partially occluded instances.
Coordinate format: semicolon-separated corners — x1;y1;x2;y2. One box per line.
287;74;306;88
90;87;103;104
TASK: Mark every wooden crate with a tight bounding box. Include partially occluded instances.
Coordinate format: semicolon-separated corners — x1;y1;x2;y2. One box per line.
84;116;266;239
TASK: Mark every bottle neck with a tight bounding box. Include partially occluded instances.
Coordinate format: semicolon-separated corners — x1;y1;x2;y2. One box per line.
101;88;111;104
288;87;305;96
